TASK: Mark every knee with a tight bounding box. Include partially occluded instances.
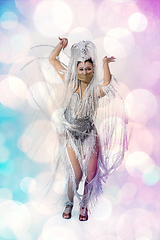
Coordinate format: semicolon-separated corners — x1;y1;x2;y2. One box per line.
75;172;82;188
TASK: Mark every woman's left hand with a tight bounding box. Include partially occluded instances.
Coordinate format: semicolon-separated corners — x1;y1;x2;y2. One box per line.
102;56;116;64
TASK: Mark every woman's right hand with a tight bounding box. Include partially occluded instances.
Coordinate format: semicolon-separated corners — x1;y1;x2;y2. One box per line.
59;37;68;50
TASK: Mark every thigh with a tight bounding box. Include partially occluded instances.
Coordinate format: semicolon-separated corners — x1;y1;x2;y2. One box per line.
86;137;99;182
67;144;82;182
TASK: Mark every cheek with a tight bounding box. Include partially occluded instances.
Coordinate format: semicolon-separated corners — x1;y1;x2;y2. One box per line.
89;69;94;74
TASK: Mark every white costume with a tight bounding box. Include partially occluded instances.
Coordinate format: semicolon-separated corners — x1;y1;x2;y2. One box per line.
22;41;128;209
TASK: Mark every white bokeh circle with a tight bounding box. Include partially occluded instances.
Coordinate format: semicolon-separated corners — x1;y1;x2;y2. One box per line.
0;200;31;239
0;12;18;30
15;0;36;19
11;204;31;238
68;27;93;46
0;76;27;109
121;182;137;198
92;196;112;220
149;61;160;79
42;215;80;240
125;151;154;178
0;188;13;201
104;36;127;59
0;23;31;64
116;208;158;240
104;28;135;58
128;12;148;32
125;89;157;123
142;165;160;186
20;177;37;193
72;0;95;28
34;0;73;38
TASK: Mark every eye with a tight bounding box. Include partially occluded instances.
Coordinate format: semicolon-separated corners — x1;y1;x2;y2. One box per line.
86;68;92;71
79;68;84;71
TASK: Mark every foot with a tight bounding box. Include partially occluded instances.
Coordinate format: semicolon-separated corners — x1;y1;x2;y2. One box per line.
79;206;88;221
62;203;73;219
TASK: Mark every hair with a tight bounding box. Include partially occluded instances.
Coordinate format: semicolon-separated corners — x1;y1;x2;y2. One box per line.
77;58;94;67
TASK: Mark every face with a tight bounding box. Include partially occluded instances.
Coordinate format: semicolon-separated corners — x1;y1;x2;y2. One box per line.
77;61;94;75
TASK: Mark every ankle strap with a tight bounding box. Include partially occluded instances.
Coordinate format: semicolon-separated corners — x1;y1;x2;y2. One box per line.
65;200;73;207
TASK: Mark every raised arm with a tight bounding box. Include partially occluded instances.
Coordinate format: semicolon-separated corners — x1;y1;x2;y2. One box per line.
100;56;116;97
49;37;68;82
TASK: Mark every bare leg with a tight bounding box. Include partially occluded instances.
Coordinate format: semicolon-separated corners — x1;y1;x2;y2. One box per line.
62;145;82;219
79;139;99;221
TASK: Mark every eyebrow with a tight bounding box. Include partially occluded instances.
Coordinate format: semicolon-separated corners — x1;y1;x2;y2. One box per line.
79;67;92;70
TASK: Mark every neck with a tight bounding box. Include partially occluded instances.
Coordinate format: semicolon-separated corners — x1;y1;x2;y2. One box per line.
78;81;88;99
80;81;88;91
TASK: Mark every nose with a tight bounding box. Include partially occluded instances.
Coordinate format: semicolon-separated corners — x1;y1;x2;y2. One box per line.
83;68;87;74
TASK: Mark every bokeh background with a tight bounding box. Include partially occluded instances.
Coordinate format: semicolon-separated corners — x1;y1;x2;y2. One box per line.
0;0;160;240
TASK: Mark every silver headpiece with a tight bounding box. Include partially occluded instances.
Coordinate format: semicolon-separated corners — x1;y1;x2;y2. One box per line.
65;40;97;90
71;40;96;63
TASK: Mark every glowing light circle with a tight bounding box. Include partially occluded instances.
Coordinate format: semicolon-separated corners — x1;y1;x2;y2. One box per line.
92;196;112;220
25;201;52;216
142;166;160;186
106;28;135;56
0;146;10;163
121;182;137;198
0;76;27;109
53;181;64;194
135;226;152;239
20;177;37;193
17;134;32;153
126;151;154;178
33;172;61;203
104;36;127;59
149;61;160;79
105;185;120;199
11;204;31;238
0;200;19;239
15;0;37;19
34;1;73;38
97;1;116;34
128;125;154;155
125;89;157;123
42;215;80;240
116;208;158;240
75;0;95;28
137;226;153;240
0;23;31;64
0;12;18;30
128;12;148;32
68;27;93;46
0;188;13;201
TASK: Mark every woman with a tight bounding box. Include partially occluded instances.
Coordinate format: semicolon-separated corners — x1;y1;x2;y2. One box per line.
48;37;127;221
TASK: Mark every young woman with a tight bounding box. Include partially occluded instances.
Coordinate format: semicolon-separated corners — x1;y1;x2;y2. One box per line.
47;37;128;221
